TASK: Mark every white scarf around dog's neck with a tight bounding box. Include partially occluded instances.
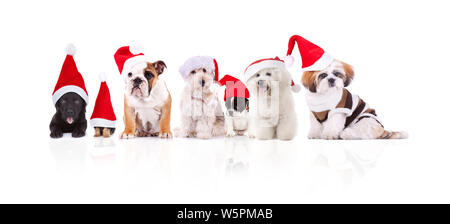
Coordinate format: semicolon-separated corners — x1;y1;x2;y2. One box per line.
305;88;343;112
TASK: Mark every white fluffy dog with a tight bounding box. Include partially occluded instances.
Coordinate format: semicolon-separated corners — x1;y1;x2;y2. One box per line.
244;58;298;140
175;56;225;139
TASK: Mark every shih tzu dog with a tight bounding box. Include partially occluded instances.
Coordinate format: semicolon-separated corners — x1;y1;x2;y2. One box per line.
286;35;407;140
175;56;225;139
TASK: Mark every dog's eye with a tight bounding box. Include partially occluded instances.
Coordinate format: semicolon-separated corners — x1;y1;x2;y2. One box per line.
256;73;260;77
333;72;343;78
128;72;133;77
319;73;328;79
144;71;154;79
74;100;80;104
190;70;196;75
202;68;207;73
266;72;271;76
61;100;66;104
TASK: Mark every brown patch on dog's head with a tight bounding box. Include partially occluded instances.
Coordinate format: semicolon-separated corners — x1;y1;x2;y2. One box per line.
145;61;167;94
341;61;354;87
301;71;317;92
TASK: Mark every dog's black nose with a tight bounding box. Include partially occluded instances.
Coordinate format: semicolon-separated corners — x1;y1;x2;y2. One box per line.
67;110;74;116
134;78;143;86
201;79;206;87
258;80;265;86
328;78;335;84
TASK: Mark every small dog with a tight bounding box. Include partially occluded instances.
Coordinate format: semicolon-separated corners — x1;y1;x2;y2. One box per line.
176;56;225;139
121;61;172;139
224;97;249;136
302;60;408;140
218;75;250;137
245;58;298;140
50;92;87;138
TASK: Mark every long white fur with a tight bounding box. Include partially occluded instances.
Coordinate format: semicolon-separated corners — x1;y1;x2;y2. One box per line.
175;68;225;139
246;67;297;140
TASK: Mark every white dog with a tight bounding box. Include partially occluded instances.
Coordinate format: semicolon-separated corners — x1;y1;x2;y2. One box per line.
244;58;299;140
175;56;225;139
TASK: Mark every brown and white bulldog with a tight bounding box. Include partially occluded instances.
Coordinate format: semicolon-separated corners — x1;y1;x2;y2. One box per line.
121;61;172;139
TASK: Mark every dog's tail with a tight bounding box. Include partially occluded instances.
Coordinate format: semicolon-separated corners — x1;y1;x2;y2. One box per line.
378;130;409;139
212;116;226;137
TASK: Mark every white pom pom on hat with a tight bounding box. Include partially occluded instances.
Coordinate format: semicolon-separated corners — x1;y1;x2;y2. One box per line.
66;43;77;56
129;43;143;55
99;72;107;82
291;83;301;92
283;55;294;67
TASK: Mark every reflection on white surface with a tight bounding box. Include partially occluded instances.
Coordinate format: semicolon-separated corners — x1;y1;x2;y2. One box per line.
0;135;422;203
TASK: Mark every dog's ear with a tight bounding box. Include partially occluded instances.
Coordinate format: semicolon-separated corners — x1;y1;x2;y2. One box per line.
302;71;317;93
153;60;167;75
342;61;354;87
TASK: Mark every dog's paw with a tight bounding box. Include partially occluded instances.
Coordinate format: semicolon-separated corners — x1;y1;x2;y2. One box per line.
50;130;63;138
307;132;321;139
120;132;135;139
226;130;236;137
321;129;340;140
196;132;212;139
72;129;86;138
159;131;173;139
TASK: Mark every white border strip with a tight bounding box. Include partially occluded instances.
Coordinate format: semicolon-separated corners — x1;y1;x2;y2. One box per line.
302;52;334;72
52;85;88;105
90;118;116;128
244;60;285;82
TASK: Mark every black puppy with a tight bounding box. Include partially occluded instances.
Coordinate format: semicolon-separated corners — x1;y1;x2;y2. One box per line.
50;92;87;138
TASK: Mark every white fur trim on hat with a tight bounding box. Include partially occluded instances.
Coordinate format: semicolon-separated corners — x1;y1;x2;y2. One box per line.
121;55;147;76
52;85;88;105
66;43;76;56
244;60;285;83
179;56;215;79
302;52;334;72
90;118;116;128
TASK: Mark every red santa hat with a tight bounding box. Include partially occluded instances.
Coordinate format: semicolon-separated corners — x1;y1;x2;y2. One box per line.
90;73;116;128
284;35;334;71
179;56;219;81
52;44;88;105
243;57;301;92
218;75;250;101
114;45;147;79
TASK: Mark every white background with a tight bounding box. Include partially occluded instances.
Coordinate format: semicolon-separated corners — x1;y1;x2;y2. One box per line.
0;0;449;203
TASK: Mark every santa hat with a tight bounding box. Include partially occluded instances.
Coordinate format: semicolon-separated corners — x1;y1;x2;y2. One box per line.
218;75;250;101
114;45;147;78
284;35;334;71
179;56;219;81
90;73;116;128
52;44;88;105
243;57;301;92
